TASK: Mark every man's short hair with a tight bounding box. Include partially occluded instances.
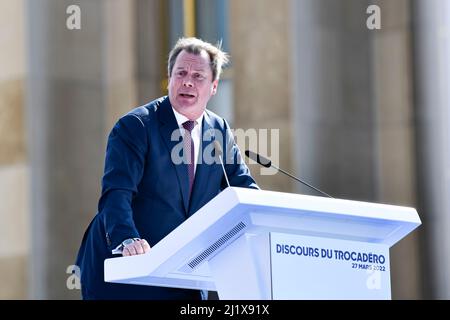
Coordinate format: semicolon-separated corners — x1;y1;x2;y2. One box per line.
168;37;229;81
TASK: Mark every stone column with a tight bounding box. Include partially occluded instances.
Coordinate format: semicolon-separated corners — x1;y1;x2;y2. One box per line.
25;0;148;299
291;0;421;298
0;0;29;299
135;0;168;104
292;0;377;200
413;0;450;299
229;0;292;192
371;0;421;299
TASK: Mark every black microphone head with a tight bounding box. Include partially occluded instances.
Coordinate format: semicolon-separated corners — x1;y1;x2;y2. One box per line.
245;150;272;168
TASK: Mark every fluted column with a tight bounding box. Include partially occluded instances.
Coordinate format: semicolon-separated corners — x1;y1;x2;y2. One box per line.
291;0;421;298
413;0;450;299
25;0;150;299
0;0;29;299
230;0;292;192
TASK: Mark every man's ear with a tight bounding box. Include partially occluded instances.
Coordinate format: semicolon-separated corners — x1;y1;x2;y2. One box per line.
211;79;219;95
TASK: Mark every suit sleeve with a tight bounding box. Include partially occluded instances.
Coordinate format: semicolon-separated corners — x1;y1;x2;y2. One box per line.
98;114;147;250
222;119;259;190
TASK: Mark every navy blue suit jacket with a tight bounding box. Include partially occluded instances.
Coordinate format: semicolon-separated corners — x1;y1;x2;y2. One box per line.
75;96;258;299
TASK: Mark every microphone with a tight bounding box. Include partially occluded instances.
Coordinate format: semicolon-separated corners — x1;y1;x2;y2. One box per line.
214;140;231;188
244;150;333;198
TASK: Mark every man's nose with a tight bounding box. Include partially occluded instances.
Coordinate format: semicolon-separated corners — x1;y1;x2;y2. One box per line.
183;77;194;87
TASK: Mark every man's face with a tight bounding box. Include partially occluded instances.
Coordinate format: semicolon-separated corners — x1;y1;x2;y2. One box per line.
168;50;218;120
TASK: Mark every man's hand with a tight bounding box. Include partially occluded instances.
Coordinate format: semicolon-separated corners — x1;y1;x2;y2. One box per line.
122;239;151;256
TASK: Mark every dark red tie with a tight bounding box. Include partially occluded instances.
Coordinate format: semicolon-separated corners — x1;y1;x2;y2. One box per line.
182;120;196;197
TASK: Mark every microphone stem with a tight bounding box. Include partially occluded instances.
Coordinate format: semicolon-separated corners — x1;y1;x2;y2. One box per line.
218;156;231;188
271;164;334;198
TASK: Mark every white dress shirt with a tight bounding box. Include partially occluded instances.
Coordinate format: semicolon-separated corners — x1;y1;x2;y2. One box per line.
172;107;204;174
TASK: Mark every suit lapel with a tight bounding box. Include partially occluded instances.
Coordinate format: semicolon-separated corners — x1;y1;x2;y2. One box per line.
157;98;190;213
188;111;216;215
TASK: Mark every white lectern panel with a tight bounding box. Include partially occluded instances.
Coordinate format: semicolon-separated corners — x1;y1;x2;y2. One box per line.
104;187;421;299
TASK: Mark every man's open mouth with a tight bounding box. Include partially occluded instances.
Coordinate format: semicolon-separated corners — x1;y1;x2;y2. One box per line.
179;93;196;98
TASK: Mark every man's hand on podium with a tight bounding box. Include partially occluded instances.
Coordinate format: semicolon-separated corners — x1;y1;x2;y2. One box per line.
122;239;151;256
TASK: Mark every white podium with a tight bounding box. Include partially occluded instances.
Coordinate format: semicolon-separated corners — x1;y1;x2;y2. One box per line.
104;187;421;299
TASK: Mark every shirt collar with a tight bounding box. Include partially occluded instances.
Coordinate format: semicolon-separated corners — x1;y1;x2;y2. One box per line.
171;106;204;131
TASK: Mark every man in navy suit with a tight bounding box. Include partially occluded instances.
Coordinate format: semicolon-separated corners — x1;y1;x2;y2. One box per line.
75;37;259;299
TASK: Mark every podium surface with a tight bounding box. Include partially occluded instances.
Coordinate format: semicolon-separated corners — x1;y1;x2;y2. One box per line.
104;187;421;299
